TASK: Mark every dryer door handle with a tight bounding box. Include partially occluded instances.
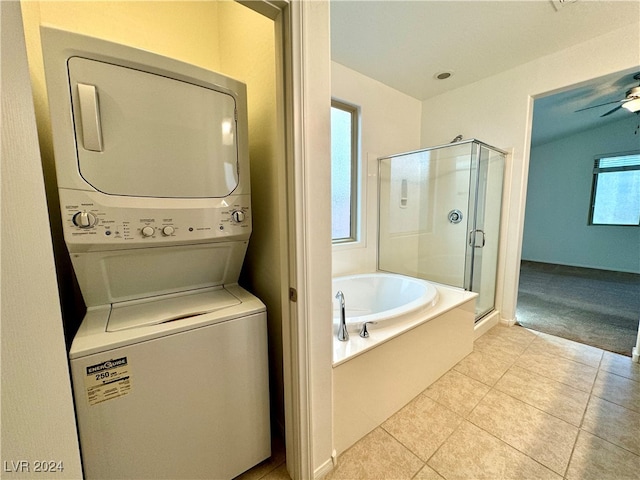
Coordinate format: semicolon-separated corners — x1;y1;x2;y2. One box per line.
77;83;104;152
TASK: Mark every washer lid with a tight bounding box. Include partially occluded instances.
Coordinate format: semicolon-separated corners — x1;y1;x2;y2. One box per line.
107;287;241;332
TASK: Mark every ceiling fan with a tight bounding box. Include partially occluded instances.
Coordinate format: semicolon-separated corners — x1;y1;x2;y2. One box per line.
575;73;640;117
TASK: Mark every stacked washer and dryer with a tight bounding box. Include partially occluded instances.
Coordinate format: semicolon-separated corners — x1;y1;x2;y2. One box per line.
41;28;270;479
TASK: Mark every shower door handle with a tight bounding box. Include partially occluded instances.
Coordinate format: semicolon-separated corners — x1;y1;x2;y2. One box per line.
477;229;485;247
469;229;486;248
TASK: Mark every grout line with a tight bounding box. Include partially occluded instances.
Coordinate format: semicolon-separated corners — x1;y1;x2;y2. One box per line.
578;428;640;459
377;423;426;464
596;365;640;385
522;335;605;364
468;398;573;477
589;391;640;416
420;418;466;473
381;372;484;472
379;400;456;466
599;356;640;383
464;415;565;478
491;380;584;428
375;427;425;470
495;363;591;426
563;429;581;479
464;401;576;477
512;349;598;394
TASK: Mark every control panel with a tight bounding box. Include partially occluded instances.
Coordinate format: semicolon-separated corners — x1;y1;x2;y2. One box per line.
60;189;251;252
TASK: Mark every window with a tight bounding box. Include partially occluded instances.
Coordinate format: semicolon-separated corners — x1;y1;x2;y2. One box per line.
331;100;359;242
589;152;640;226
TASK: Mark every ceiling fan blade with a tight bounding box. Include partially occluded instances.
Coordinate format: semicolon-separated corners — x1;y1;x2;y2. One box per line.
600;105;624;117
575;99;623;113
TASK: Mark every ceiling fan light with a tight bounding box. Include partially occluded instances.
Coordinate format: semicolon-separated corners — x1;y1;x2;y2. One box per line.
622;98;640;113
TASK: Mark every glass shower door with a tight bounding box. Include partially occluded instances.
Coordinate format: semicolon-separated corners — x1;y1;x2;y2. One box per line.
378;140;505;321
378;143;473;288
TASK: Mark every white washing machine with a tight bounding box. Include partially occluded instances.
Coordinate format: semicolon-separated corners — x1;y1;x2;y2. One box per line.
68;286;269;480
41;28;270;479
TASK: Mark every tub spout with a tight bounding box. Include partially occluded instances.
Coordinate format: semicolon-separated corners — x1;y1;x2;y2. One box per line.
335;290;349;341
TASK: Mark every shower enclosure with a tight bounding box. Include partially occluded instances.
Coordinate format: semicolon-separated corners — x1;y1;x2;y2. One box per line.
378;139;505;320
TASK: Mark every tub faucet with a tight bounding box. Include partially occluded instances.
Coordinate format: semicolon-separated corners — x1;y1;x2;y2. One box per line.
335;290;349;341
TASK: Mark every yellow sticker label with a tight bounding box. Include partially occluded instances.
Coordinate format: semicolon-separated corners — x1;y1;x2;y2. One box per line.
84;357;132;406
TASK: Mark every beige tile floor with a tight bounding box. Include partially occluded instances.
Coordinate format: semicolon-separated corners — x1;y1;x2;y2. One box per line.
239;325;640;480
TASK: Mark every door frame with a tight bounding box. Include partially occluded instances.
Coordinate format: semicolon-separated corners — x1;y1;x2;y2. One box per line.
240;1;327;478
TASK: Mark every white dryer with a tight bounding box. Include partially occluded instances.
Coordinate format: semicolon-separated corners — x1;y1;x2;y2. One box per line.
41;28;270;479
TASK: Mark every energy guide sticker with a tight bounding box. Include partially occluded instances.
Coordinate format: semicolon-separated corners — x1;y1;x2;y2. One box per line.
84;357;132;406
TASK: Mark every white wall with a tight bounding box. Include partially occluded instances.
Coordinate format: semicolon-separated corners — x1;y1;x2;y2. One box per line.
331;62;422;276
215;0;288;437
1;2;83;477
420;22;640;322
523;115;640;273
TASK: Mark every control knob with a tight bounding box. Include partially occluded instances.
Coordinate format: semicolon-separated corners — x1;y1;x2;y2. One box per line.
231;210;246;223
161;226;175;236
72;211;97;229
141;226;155;237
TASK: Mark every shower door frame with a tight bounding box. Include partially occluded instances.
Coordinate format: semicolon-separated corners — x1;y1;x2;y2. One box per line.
465;141;506;319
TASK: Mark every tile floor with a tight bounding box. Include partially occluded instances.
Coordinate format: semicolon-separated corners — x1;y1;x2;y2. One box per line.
239;325;640;480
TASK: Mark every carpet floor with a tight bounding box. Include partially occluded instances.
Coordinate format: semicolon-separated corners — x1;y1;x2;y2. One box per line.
516;261;640;356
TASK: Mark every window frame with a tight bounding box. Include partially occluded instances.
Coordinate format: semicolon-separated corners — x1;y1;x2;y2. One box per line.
331;99;360;243
588;150;640;227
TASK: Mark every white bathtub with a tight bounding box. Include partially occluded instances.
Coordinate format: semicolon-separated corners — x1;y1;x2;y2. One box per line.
332;273;438;328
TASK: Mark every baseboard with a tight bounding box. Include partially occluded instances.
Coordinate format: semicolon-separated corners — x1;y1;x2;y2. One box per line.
314;456;334;479
473;310;519;340
474;310;500;339
501;316;517;327
633;346;639;363
520;259;640;276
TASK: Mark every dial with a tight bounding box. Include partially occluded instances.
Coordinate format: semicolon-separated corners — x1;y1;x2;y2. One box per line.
141;226;155;237
231;210;246;223
72;211;97;229
161;226;175;236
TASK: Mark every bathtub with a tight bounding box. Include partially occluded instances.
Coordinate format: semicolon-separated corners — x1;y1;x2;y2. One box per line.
332;272;477;455
332;273;438;328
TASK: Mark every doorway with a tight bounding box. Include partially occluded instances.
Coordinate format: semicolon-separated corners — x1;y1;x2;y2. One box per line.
518;71;640;356
20;1;310;478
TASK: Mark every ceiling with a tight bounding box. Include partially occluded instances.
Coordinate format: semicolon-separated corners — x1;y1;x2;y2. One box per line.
330;0;640;146
532;69;640;145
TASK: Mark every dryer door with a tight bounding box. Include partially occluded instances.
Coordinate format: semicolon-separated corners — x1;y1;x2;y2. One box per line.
67;57;239;198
